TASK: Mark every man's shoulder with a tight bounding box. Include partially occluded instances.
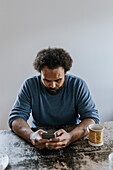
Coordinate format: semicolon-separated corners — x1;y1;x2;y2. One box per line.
23;75;41;87
65;74;89;95
65;74;88;90
25;75;40;82
65;74;84;84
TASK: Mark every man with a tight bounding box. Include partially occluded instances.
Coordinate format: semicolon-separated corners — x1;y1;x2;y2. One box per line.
9;48;99;150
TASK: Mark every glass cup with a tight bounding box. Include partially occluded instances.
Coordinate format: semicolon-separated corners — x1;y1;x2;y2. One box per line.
109;153;113;170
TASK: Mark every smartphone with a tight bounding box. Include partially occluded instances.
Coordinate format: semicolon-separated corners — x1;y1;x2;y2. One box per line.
41;132;55;139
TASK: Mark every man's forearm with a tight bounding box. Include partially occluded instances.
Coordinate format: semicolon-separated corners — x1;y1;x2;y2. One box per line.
69;118;95;143
12;118;33;143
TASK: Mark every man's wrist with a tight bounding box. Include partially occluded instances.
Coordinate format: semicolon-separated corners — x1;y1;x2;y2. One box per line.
69;127;85;143
20;127;34;143
68;131;75;143
29;131;35;144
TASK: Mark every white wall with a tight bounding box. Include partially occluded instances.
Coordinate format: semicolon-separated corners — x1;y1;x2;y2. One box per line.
0;0;113;129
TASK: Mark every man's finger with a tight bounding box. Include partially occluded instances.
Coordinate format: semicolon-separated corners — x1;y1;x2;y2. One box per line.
46;141;65;147
31;139;35;145
55;129;65;136
46;143;66;150
35;143;46;149
38;130;47;136
35;138;49;144
49;137;60;142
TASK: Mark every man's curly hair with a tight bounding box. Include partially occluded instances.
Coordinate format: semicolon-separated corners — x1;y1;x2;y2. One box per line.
33;48;73;72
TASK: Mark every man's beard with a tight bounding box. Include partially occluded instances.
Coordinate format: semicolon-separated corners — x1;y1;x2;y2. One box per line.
45;83;64;95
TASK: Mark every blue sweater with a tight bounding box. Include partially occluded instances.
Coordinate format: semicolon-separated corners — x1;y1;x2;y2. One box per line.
9;74;99;128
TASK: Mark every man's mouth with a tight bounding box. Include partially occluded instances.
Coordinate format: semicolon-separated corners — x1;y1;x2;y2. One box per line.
48;88;57;91
45;87;59;95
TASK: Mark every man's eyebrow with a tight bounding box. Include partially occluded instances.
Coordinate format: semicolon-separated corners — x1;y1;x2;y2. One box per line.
44;78;62;82
54;78;62;81
43;79;51;82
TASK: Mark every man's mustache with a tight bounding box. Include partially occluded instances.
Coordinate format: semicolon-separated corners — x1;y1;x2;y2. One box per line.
47;87;58;91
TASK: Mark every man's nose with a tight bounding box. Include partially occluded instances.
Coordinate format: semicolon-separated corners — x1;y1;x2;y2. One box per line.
50;82;56;88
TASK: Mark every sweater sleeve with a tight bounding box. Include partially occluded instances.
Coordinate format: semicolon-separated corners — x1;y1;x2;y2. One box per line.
76;79;99;124
8;80;32;129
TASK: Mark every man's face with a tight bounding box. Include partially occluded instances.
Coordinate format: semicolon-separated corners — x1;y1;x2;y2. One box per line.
41;66;65;95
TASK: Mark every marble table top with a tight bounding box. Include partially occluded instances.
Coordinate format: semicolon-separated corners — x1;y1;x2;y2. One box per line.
0;121;113;170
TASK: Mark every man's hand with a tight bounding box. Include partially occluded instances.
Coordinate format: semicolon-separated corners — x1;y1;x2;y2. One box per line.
30;129;49;149
45;129;72;150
